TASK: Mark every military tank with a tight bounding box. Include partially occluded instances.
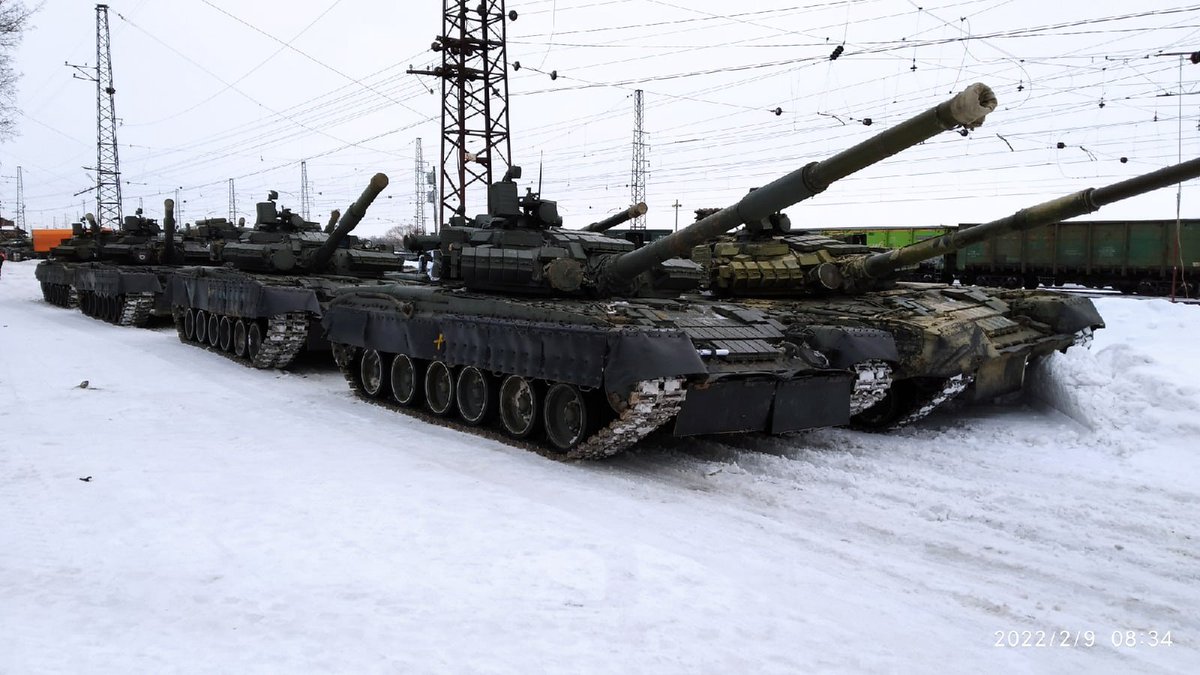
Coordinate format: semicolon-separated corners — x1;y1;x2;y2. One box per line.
34;214;110;309
320;83;998;459
0;226;33;262
678;158;1200;427
167;174;403;369
68;203;191;326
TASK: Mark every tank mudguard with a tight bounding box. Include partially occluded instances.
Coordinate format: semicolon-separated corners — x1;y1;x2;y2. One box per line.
672;373;853;435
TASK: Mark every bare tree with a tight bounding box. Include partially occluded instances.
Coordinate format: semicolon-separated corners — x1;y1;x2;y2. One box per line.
1;1;35;141
374;224;423;248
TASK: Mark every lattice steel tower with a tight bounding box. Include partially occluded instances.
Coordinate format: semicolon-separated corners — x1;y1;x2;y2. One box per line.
630;89;647;229
93;4;122;229
413;137;427;233
408;0;513;224
300;160;312;221
227;178;237;223
15;166;25;230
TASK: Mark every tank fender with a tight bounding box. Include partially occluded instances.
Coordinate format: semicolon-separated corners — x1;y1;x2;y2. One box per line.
790;325;899;369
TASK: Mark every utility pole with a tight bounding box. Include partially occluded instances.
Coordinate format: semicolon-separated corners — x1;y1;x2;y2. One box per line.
414;137;427;233
631;89;647;230
228;178;237;223
15;166;25;231
67;4;123;230
672;199;681;232
408;0;514;224
300;160;312;221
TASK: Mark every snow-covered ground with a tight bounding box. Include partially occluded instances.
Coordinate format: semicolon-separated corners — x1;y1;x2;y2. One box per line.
1;259;1196;674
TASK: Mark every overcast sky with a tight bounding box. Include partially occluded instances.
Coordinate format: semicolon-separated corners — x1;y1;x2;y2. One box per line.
1;0;1198;236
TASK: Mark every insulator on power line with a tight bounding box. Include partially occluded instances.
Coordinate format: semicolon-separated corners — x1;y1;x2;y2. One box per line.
512;61;520;70
862;118;872;126
830;45;844;61
1056;142;1066;149
772;107;782;116
1120;157;1129;163
1191;51;1200;64
508;10;517;20
549;70;558;80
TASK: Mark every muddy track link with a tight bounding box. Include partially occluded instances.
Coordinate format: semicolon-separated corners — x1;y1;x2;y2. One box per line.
895;374;973;427
331;343;685;462
116;293;157;327
849;360;894;416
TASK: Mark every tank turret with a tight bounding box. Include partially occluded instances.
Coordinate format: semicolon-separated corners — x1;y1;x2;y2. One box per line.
415;83;996;296
592;83;997;294
690;157;1200;296
217;174;394;276
580;203;648;233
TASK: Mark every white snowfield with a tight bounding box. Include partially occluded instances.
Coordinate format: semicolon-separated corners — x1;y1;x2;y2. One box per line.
1;259;1196;674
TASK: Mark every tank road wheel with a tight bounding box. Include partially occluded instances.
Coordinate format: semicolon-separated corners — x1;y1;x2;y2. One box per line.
424;361;455;416
543;383;592;452
195;310;209;343
359;349;390;399
246;322;264;364
455;366;495;426
499;375;540;439
389;354;423;407
218;316;234;352
183;309;197;341
233;320;248;357
207;313;221;347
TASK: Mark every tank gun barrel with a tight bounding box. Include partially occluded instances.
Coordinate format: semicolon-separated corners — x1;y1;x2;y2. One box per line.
859;156;1200;279
597;83;997;292
582;202;648;233
308;173;389;272
323;209;342;234
162;199;177;263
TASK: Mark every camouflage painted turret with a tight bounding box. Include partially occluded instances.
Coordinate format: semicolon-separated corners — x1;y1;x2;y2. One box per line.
167;174;407;369
320;85;997;459
679;158;1200;427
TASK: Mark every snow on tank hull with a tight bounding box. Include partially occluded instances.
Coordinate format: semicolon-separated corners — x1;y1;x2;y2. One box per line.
322;283;864;459
166;266;398;369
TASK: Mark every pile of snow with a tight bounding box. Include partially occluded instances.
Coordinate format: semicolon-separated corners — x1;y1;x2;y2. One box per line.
1;260;1196;674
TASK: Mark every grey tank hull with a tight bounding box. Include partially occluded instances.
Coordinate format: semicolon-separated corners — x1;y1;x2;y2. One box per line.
166;266;397;369
321;282;882;459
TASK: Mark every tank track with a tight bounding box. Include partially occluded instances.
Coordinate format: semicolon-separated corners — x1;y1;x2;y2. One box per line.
566;378;686;461
40;283;78;308
848;360;893;416
117;293;157;327
257;313;310;369
174;310;310;369
1072;327;1095;349
895;374;972;427
331;343;686;462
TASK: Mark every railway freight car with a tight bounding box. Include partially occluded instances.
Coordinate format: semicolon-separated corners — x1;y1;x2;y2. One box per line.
955;218;1200;295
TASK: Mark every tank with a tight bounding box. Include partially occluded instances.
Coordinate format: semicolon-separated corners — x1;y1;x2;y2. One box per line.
680;157;1200;427
34;214;110;309
0;226;33;262
35;202;245;326
167;174;405;369
320;84;997;458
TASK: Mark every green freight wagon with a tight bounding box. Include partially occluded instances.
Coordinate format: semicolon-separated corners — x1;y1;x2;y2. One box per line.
955;218;1200;294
